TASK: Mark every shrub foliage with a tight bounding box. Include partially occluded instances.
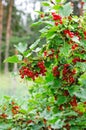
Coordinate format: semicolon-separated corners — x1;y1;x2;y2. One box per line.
1;0;86;129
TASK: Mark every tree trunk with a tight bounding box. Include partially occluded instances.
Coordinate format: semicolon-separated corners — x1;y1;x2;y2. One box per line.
0;0;3;72
4;0;13;73
79;0;83;16
67;0;83;16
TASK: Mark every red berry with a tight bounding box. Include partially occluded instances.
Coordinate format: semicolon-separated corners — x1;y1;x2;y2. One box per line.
40;13;44;18
69;76;75;84
53;66;58;71
62;69;68;75
52;14;62;21
59;20;63;24
72;69;76;74
64;123;70;130
55;22;58;26
44;51;48;57
72;57;80;63
56;54;58;59
75;32;81;40
21;75;24;79
84;31;86;36
52;12;62;25
51;12;55;15
81;2;85;5
52;66;60;77
84;102;86;104
59;105;64;111
37;61;46;76
70;96;77;107
13;105;19;110
72;44;78;50
63;30;74;38
0;113;8;119
64;90;69;96
64;64;70;68
27;120;33;124
43;119;47;124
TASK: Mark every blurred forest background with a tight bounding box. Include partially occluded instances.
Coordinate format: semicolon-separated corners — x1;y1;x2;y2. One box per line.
0;0;85;98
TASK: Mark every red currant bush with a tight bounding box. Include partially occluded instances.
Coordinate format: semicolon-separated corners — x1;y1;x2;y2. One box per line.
4;0;86;129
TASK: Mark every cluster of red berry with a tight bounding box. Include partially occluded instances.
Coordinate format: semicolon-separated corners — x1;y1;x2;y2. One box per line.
72;57;86;64
52;12;63;26
37;61;46;76
72;43;78;50
44;49;54;58
19;61;46;80
52;66;60;77
62;64;76;84
70;95;77;107
63;29;86;51
44;49;58;59
64;90;69;97
12;105;19;115
0;113;8;119
64;30;81;50
63;30;74;38
52;64;76;84
64;29;81;40
11;101;20;115
19;66;35;80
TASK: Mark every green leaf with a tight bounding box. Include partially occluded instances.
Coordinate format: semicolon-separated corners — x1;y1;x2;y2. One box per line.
41;109;51;120
53;5;62;10
55;0;66;3
75;88;86;100
0;123;12;130
64;111;78;116
19;109;27;114
35;11;44;14
78;73;86;86
14;42;27;54
46;71;54;82
33;47;41;53
77;103;85;113
23;50;32;57
31;21;42;27
57;96;67;105
81;40;86;49
30;39;40;50
4;96;11;100
55;0;61;3
40;26;49;34
59;2;73;17
60;43;71;57
68;85;80;96
42;1;50;6
17;54;23;60
51;119;64;129
70;126;80;130
4;55;22;63
43;21;53;27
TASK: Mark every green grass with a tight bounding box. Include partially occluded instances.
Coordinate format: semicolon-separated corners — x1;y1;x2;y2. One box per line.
0;73;32;99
